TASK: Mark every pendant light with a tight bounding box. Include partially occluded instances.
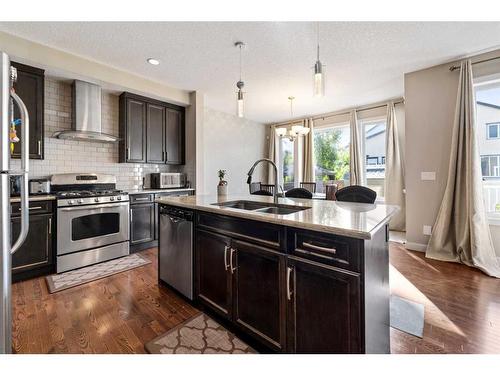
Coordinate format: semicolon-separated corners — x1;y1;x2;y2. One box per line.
312;22;325;97
235;41;245;118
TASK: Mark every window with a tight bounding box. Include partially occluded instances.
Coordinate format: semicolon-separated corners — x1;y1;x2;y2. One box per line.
362;118;387;199
313;123;350;193
280;137;295;191
487;123;500;139
475;82;500;219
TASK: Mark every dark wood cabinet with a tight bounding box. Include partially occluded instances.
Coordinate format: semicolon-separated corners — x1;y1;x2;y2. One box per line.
11;201;55;282
231;239;286;351
120;96;147;163
286;257;362;353
11;62;45;160
130;203;155;247
146;103;166;163
119;92;184;165
195;229;233;320
165;108;184;164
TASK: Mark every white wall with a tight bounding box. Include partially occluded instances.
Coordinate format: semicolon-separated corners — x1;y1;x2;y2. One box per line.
202;108;267;195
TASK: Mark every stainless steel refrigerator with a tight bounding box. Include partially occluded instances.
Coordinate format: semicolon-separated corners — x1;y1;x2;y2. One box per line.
0;51;30;354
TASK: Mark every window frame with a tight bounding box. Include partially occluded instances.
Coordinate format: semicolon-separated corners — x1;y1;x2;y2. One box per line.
360;116;387;200
487;122;500;140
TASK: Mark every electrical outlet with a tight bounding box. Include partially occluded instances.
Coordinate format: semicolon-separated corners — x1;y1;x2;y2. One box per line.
421;172;436;181
423;225;432;236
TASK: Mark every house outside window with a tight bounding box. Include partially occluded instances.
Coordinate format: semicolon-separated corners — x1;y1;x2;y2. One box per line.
474;88;500;219
361;118;387;199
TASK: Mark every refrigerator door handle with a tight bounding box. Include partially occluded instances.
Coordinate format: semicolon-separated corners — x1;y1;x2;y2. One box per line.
10;89;29;255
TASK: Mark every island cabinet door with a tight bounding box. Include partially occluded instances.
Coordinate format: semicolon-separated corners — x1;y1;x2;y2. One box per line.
231;240;286;352
286;257;362;353
195;229;232;320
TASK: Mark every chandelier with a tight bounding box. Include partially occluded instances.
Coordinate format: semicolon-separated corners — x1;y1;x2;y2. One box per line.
275;96;310;141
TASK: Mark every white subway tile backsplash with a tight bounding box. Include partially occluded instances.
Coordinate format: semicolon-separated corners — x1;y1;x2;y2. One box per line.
11;78;180;190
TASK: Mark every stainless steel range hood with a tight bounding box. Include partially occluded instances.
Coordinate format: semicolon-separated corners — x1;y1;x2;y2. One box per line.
53;80;119;143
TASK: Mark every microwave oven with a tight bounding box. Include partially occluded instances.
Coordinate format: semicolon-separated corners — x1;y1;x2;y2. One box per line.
150;173;186;189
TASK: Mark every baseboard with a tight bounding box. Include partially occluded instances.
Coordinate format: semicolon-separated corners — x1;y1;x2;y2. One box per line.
405;242;427;252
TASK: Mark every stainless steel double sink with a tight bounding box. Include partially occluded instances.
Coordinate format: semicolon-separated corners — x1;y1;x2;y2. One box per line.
212;200;310;215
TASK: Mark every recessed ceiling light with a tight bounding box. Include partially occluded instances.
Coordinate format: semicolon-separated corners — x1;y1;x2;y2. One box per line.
147;58;160;66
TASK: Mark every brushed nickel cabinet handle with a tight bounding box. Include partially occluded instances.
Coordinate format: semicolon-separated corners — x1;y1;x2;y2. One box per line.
18;206;43;211
48;217;52;234
134;197;150;201
303;242;337;254
224;245;230;270
127;148;130;160
286;266;293;301
38;140;41;156
230;248;236;274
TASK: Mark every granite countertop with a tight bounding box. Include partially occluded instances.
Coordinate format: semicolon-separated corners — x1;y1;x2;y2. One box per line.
156;194;399;240
10;194;57;203
127;188;195;195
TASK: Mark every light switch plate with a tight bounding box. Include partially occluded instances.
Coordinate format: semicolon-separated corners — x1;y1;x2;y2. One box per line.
421;171;436;181
423;225;432;236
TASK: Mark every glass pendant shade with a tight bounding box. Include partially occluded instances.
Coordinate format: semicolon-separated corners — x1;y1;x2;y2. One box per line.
313;60;325;97
275;127;287;137
237;89;244;118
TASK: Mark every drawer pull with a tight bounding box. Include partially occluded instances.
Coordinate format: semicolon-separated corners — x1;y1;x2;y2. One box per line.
229;248;236;274
303;242;337;254
134;197;150;201
18;206;43;211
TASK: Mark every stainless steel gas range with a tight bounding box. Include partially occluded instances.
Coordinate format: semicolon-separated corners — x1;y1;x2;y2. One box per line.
51;173;130;273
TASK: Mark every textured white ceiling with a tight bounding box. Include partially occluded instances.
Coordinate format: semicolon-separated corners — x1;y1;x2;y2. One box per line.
1;22;500;123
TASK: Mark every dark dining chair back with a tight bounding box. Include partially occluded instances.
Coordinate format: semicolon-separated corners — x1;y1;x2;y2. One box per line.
285;188;313;199
260;184;275;194
335;185;377;204
252;190;273;196
325;184;338;201
299;182;317;193
249;182;262;194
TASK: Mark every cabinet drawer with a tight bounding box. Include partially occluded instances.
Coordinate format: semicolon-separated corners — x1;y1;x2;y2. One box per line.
197;212;282;250
11;200;53;217
287;229;361;272
130;193;154;204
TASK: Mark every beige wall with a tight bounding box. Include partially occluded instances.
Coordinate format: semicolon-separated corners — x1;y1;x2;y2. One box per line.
202;108;267;195
404;51;500;254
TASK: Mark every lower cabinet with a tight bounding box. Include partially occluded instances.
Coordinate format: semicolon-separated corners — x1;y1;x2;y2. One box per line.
195;228;286;351
11;203;55;282
286;257;362;353
232;239;285;351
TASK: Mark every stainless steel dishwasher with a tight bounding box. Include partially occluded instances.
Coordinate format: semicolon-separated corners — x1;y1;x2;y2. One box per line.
159;205;194;300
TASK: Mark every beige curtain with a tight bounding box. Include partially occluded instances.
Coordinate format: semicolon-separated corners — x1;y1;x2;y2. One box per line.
385;102;406;231
267;125;279;184
349;110;364;185
426;60;500;278
302;118;315;182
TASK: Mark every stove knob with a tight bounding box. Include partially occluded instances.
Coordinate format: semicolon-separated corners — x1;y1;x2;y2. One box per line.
78;199;84;204
110;196;115;201
68;200;74;205
117;196;122;200
94;197;100;203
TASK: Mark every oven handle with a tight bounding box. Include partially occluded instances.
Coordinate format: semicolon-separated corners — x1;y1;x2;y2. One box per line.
59;202;129;211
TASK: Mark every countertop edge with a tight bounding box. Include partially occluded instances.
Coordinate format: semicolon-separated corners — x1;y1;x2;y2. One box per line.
128;188;195;195
156;197;396;240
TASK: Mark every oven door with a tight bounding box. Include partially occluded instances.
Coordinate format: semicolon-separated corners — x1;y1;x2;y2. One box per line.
57;201;130;255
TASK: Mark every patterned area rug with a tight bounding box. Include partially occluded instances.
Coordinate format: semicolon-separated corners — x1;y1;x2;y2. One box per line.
45;253;151;293
145;313;256;354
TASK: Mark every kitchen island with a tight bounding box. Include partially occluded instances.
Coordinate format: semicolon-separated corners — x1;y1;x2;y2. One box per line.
157;194;398;354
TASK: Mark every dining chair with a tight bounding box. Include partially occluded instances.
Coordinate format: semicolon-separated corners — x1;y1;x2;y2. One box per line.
252;190;273;196
325;184;338;201
249;182;262;194
285;188;313;199
260;184;275;194
335;185;377;204
299;182;317;193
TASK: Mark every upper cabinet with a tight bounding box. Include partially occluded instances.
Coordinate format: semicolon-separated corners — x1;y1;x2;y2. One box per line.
11;62;45;160
119;92;185;165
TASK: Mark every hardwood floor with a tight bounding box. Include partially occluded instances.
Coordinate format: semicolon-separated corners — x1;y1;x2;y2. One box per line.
11;244;500;353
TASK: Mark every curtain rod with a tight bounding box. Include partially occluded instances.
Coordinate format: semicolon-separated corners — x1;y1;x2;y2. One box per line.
272;97;404;127
449;55;500;71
